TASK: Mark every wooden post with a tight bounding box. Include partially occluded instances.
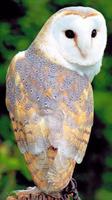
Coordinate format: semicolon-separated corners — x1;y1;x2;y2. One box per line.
6;189;74;200
7;178;81;200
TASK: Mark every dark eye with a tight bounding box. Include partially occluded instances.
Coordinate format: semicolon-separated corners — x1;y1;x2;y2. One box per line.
65;30;75;39
91;29;97;38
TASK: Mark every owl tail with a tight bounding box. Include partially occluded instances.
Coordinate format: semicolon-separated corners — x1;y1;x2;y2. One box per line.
46;151;76;193
24;147;75;194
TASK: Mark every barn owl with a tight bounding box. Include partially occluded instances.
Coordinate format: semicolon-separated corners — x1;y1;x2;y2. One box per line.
6;6;107;196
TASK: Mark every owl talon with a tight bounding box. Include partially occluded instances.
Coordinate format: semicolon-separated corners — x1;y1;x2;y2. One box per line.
61;178;81;200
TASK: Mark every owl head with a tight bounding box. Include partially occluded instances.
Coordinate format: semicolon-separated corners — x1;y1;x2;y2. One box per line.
33;7;107;81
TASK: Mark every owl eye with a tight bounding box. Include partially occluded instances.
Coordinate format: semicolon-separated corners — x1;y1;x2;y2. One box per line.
91;29;97;38
65;30;75;39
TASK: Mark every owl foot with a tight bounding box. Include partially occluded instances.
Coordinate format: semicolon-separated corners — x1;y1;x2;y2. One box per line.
46;191;61;198
61;178;81;200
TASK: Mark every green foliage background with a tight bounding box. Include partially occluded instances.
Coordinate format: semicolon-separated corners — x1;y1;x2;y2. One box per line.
0;0;112;199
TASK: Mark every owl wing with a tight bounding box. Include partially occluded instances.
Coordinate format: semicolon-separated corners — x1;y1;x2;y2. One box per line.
6;51;93;165
6;52;64;156
57;81;93;164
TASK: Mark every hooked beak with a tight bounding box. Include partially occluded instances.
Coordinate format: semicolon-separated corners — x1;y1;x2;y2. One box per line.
74;34;91;58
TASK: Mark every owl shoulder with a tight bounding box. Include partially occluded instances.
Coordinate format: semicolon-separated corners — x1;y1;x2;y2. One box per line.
6;51;25;78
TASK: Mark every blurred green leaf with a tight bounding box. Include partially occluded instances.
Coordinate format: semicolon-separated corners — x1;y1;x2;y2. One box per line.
0;115;13;140
94;91;112;125
102;172;112;185
93;56;112;91
95;188;112;200
0;23;10;40
103;126;112;144
53;0;80;5
105;156;112;168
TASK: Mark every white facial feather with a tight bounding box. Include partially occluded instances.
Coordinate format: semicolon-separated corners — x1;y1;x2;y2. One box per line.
34;6;107;81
